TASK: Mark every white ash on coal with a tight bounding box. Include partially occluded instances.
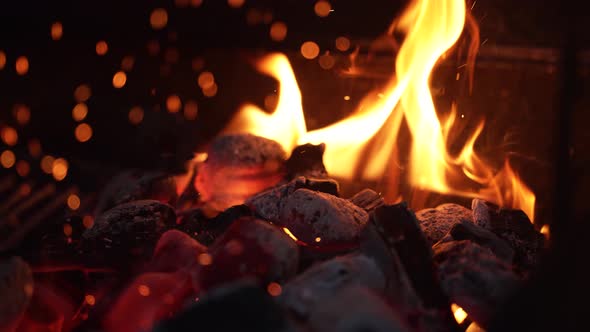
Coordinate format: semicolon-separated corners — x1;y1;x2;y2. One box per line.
195;134;287;216
416;203;474;245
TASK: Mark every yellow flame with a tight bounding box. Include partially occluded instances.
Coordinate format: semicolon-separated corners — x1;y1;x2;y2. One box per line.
451;303;468;324
223;0;536;221
282;227;299;242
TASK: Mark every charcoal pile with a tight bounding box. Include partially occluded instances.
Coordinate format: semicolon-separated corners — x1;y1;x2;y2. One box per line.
0;134;546;332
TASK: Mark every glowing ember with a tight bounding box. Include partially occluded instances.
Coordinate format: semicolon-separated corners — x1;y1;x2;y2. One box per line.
95;41;109;56
41;155;55;174
52;158;69;181
14;104;31;125
1;127;18;146
270;22;288;42
150;8;168;30
198;253;213;266
112;71;127;88
67;194;81;210
75;123;93;142
225;0;536;221
318;52;335;70
282;227;298;242
335;36;351;51
85;294;96;306
15;56;29;75
28;139;42;157
267;282;282;296
1;150;16;168
74;84;92;102
166;95;182;113
197;71;215;90
129;106;145;125
183;101;198;120
137;284;151;297
72;103;89;121
202;83;218;97
0;50;6;69
314;1;332;17
51;22;63;41
227;0;245;9
451;303;468;324
15;160;30;177
83;215;94;229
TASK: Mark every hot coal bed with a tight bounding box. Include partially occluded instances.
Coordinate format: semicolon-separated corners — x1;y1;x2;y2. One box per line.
0;133;546;332
0;0;588;331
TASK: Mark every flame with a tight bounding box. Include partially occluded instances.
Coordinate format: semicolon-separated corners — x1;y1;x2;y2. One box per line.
224;0;536;221
451;303;468;324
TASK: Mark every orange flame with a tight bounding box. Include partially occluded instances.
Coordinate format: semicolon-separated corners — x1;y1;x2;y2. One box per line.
224;0;535;221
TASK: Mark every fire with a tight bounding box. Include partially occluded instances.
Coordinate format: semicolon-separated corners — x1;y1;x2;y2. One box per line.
223;0;536;221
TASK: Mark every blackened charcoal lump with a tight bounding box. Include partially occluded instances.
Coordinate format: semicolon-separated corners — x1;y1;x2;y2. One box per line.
433;240;520;327
154;281;294;332
0;257;33;331
178;204;252;246
246;176;339;223
94;170;178;215
285;143;329;179
448;220;514;263
416;203;473;245
81;200;176;266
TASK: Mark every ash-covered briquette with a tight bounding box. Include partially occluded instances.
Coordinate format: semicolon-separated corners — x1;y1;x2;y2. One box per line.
306;285;412;332
433;240;520;328
415;203;474;245
447;219;515;263
280;188;369;245
80;200;176;267
471;198;545;273
195;134;287;215
246;176;339;223
94;170;178;215
194;217;299;292
285;143;329;179
279;254;386;319
0;257;33;331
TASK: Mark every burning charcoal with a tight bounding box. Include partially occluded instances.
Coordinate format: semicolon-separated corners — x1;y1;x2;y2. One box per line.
246;176;339;224
154;280;294;332
280;189;369;246
195;217;299;291
448;220;514;263
94;170;178;215
148;230;207;272
415;203;473;245
433;240;520;327
348;188;385;212
278;254;386;319
19;281;77;332
81;200;176;267
104;271;194;332
307;285;412;332
195;134;287;216
370;203;459;331
471;199;544;272
285;143;329;180
0;257;33;331
178;204;252;246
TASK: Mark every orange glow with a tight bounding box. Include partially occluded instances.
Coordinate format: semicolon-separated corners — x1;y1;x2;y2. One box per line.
227;0;245;9
112;71;127;88
246;9;263;25
28;139;42;158
202;83;218;97
41;155;55;174
138;285;151;297
74;84;92;102
190;0;203;7
300;41;320;59
63;224;73;237
166;95;182;113
72;103;88;121
197;253;212;266
15;56;29;75
129;106;144;125
75;123;93;142
270;22;287;42
184;101;198;120
0;51;5;69
1;127;18;146
197;71;215;89
85;295;96;306
540;224;550;238
14;104;31;125
0;150;16;168
452;303;468;324
314;237;322;243
223;0;536;221
267;282;282;296
15;160;30;177
192;57;205;71
67;194;81;210
52;158;69;181
95;41;108;55
319;52;335;69
335;36;351;51
51;22;63;40
121;55;135;71
314;1;332;17
150;8;168;30
282;227;299;242
83;215;94;229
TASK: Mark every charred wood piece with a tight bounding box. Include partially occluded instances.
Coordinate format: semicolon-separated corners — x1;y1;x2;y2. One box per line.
285;143;329;180
195;134;286;215
448;220;514;263
177;204;252;246
415;203;474;245
348;188;385;213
